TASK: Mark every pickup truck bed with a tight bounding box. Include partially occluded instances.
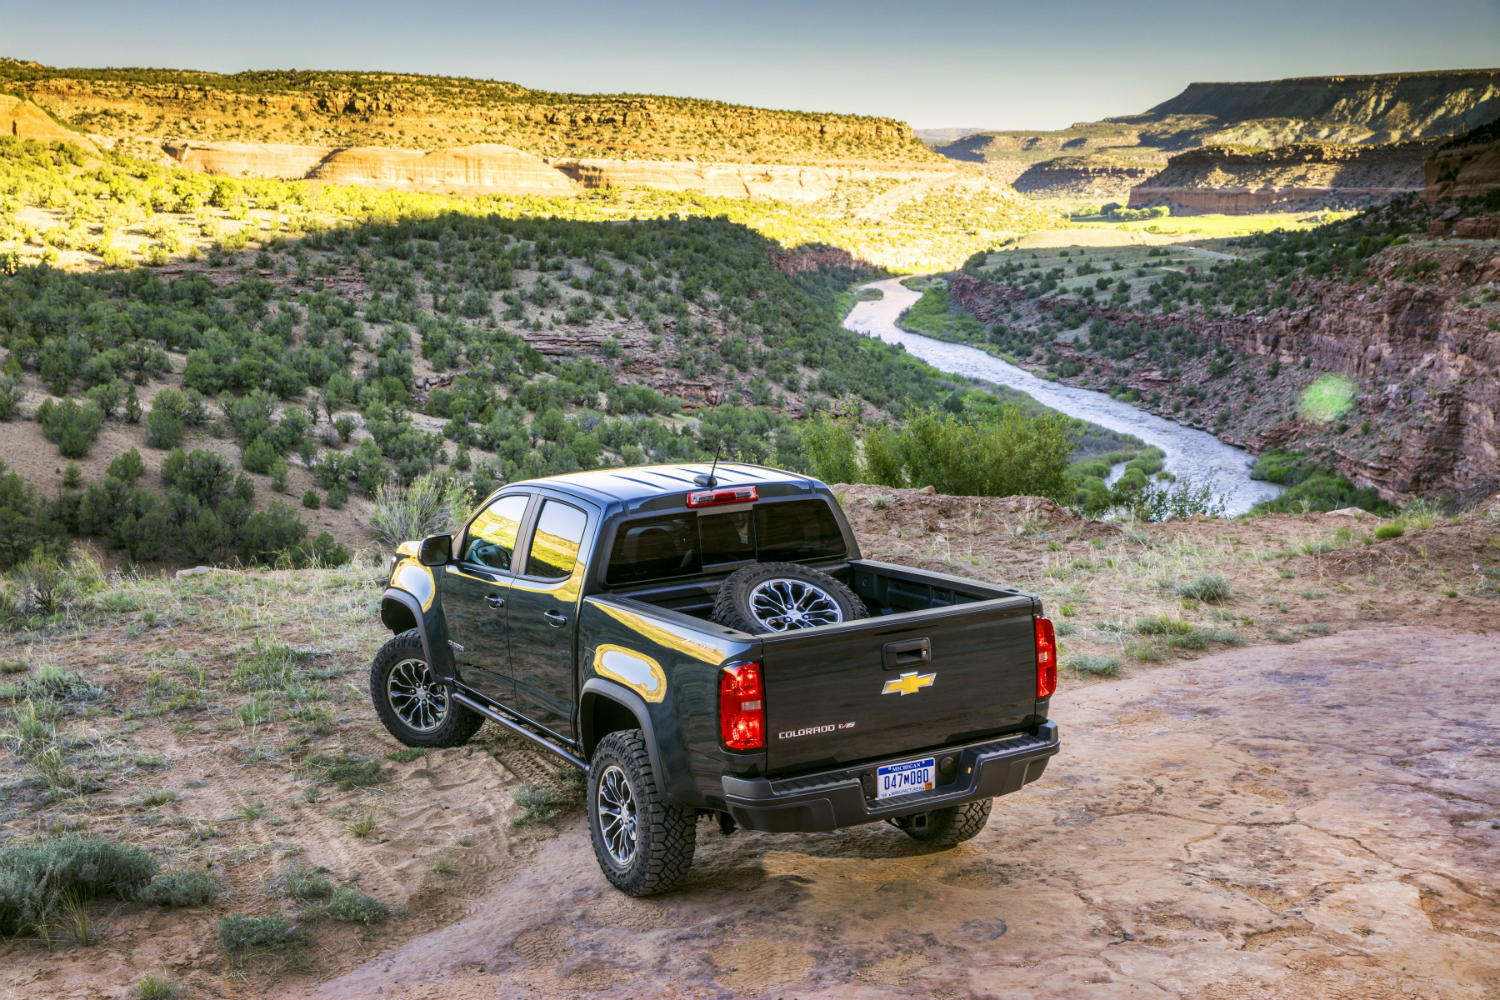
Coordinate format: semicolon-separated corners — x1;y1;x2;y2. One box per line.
371;462;1059;895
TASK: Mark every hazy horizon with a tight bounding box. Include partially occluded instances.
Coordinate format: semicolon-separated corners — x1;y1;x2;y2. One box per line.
3;0;1498;131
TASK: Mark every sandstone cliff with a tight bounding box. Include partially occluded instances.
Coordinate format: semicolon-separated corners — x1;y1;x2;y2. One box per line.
0;94;96;152
308;144;576;195
1129;142;1433;213
932;69;1498;208
0;58;939;168
1423;121;1500;202
161;141;336;180
552;159;890;203
950;240;1500;502
1011;155;1161;199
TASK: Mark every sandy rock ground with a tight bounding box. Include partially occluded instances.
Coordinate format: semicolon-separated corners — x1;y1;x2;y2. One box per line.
288;627;1498;1000
2;490;1497;999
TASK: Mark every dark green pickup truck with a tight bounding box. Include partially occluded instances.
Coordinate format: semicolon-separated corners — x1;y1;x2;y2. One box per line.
371;462;1060;896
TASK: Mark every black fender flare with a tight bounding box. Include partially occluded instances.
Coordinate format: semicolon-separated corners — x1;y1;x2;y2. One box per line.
579;677;684;807
380;588;452;682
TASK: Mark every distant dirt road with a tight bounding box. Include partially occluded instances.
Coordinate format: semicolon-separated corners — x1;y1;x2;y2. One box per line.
289;627;1500;1000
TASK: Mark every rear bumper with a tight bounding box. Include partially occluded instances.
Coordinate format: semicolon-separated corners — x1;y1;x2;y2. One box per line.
721;722;1059;834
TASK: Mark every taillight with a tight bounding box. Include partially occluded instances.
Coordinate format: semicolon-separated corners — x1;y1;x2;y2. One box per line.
719;662;765;750
688;485;758;508
1035;617;1057;699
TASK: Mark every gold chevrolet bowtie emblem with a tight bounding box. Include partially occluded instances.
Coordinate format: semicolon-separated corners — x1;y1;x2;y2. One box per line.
882;671;936;696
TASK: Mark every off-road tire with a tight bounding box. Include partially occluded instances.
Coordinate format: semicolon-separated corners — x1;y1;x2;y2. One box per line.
369;630;483;748
587;729;696;896
900;797;994;846
711;562;868;634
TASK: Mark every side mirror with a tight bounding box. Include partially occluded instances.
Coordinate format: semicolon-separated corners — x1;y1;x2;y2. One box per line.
418;533;452;567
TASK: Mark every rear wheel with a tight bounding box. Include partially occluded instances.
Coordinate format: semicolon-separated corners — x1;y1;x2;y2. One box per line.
369;630;483;748
893;797;994;846
587;730;696;896
712;562;868;635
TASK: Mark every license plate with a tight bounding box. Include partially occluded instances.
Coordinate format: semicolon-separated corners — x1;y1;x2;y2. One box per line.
876;757;936;799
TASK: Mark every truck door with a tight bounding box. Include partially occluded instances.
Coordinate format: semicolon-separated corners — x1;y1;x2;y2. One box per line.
507;497;591;741
443;492;532;708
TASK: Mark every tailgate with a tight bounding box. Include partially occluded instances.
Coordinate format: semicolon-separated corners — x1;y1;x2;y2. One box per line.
761;597;1038;773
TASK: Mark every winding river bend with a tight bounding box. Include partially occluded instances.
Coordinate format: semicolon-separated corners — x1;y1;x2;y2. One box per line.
844;276;1282;516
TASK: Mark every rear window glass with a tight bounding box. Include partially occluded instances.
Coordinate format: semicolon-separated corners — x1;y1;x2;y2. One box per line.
755;500;847;562
605;499;846;586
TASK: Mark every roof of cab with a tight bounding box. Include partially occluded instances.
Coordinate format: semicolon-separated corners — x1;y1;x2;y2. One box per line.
506;463;819;507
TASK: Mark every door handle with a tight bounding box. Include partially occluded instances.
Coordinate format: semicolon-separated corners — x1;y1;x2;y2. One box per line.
882;637;931;670
485;596;506;609
543;610;568;627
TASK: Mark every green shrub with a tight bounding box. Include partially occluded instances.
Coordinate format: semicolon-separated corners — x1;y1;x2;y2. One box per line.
1134;614;1193;635
511;784;577;825
303;753;388;789
369;473;473;550
36;398;105;458
0;836;158;936
1176;573;1230;602
302;489;320;509
0;376;25;421
218;913;312;961
1374;523;1405;540
145;407;184;450
142;867;219;907
132;974;184;1000
316;889;391;925
284;866;335;902
241;436;278;474
1063;653;1121;677
108;448;147;484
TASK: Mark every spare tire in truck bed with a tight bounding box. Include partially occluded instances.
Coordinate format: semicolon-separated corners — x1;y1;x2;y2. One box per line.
711;562;869;634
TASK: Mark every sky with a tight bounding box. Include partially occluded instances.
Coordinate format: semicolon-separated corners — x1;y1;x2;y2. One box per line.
4;0;1498;130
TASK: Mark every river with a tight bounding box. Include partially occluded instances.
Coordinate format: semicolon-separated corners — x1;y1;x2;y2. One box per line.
843;276;1282;516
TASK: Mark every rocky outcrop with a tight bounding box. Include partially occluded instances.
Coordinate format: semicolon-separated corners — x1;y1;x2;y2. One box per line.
1011;155;1160;199
553;159;856;203
2;57;938;167
1422;122;1500;202
767;247;871;275
161;140;576;195
951;242;1500;501
309;144;576;194
1129;142;1433;213
162;141;336;180
1145;70;1500;143
0;94;96;151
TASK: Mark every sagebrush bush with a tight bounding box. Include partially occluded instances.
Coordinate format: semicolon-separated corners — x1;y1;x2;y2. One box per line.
1062;653;1121;677
0;836;158;935
369;472;475;549
1176;573;1230;603
218;913;312;959
132;974;184;1000
142;866;219;907
317;889;391;925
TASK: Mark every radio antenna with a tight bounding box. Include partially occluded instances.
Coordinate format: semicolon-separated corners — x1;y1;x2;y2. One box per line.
706;442;723;488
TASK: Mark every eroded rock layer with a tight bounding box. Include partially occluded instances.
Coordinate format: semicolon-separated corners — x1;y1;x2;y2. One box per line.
0;94;96;151
1129;142;1433;213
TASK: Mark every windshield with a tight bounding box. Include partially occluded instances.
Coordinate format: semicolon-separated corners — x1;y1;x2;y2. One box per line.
604;499;847;586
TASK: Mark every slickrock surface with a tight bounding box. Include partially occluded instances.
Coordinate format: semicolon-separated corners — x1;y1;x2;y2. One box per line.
292;628;1499;1000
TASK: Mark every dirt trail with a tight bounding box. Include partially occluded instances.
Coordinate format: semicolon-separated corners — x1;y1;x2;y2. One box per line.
285;627;1500;1000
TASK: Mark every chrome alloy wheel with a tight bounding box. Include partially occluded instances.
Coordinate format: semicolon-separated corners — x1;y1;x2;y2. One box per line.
596;764;639;867
748;578;844;631
386;657;449;733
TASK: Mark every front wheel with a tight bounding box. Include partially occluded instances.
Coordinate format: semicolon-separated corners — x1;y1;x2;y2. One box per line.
894;797;994;846
369;630;483;748
587;730;696;896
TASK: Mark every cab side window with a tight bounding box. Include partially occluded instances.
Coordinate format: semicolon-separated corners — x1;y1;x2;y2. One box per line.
525;500;588;580
463;494;530;570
